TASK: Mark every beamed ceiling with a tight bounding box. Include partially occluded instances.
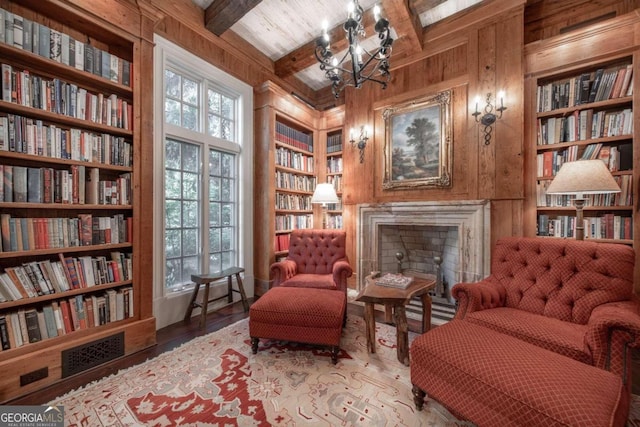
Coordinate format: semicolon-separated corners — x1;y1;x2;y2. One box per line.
190;0;484;99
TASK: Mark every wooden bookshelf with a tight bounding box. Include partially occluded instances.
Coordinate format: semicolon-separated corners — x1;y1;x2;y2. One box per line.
0;0;155;402
524;11;640;287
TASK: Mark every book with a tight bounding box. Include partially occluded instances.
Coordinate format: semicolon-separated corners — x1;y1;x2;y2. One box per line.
0;316;10;350
42;305;58;339
49;29;62;62
24;309;42;343
12;165;27;202
3;164;12;202
27;167;42;203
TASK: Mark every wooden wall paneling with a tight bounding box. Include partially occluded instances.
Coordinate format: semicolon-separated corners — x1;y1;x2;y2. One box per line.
134;13;157;320
524;0;640;45
493;7;524;201
475;23;498;201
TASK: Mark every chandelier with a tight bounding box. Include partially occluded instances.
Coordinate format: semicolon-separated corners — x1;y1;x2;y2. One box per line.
315;1;394;98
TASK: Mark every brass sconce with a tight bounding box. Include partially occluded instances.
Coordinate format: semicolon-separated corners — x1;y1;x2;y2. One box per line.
349;125;370;163
472;91;506;145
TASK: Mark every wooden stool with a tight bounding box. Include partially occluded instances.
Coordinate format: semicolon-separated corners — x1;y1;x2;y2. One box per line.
183;267;249;329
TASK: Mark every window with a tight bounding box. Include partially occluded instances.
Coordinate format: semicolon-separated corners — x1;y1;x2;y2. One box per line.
161;69;240;293
153;36;253;327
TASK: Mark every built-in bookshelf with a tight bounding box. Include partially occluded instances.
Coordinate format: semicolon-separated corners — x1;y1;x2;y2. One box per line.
532;58;634;241
274;117;315;255
325;130;343;229
524;14;638;270
0;1;155;402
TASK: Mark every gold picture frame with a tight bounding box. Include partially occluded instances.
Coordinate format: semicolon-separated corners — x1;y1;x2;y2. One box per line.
382;90;452;189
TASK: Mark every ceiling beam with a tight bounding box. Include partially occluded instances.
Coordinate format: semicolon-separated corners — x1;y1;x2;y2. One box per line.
274;0;423;80
204;0;263;36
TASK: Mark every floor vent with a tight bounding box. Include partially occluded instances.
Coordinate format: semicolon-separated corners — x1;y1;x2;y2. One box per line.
62;332;124;378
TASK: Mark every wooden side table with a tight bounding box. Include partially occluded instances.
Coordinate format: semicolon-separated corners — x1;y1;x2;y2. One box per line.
355;274;436;366
183;267;249;329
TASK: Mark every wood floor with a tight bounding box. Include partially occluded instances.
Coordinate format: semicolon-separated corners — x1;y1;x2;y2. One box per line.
7;299;640;404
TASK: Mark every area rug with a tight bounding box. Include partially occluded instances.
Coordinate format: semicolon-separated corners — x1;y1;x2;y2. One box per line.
50;316;640;426
49;316;464;426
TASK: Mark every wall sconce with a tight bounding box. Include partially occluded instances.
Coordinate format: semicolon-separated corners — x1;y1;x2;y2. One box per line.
349;125;370;163
472;91;506;145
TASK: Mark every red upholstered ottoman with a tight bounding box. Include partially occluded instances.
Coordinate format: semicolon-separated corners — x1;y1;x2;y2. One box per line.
411;320;627;427
249;286;346;364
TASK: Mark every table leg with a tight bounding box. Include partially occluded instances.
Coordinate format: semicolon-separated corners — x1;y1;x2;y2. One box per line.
384;304;393;324
394;305;410;366
364;302;377;353
235;273;249;312
227;275;233;303
199;282;210;329
420;293;432;333
183;282;200;322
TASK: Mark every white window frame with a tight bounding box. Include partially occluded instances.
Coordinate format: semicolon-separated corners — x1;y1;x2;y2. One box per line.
153;35;254;328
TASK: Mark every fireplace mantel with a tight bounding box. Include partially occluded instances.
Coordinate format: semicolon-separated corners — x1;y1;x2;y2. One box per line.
356;200;491;290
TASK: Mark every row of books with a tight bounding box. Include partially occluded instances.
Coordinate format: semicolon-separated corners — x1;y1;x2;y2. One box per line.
275;147;314;172
0;165;131;205
325;214;343;229
327;175;343;192
327;133;343;153
0;213;131;253
536;64;633;112
275;121;313;152
1;64;132;130
0;8;132;87
275;171;315;192
275;214;313;232
326;198;343;211
536;108;632;145
275;193;312;211
327;156;343;174
0;287;134;350
537;214;633;240
581;143;632;171
536;174;633;207
0;114;133;165
274;233;290;252
0;252;131;301
536;144;632;178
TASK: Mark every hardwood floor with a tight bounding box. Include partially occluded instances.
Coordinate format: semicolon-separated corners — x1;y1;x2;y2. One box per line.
7;299;640;404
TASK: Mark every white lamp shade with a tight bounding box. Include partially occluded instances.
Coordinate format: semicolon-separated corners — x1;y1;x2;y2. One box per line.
546;160;620;197
311;183;339;204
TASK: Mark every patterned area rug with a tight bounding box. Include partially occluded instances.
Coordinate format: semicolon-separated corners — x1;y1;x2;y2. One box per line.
50;316;640;426
50;316;463;426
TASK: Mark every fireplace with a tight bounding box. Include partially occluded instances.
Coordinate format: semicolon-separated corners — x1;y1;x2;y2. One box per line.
355;200;491;324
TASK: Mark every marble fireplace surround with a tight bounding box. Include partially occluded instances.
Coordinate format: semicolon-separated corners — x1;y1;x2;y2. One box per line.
355;200;491;292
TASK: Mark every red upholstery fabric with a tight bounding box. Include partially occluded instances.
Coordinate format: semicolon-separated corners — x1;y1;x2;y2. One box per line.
270;229;353;292
411;321;627;427
249;287;346;347
453;237;640;388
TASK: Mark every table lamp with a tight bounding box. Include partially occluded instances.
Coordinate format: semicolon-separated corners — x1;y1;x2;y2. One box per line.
311;183;339;228
545;159;620;240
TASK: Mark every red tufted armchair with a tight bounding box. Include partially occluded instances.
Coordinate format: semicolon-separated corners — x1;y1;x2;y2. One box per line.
452;236;640;390
270;229;353;292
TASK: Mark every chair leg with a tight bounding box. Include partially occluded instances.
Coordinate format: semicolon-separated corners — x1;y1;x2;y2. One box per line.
412;384;426;411
251;337;259;354
330;346;339;364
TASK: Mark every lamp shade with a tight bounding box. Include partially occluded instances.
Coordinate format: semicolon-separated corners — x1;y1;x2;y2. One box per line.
546;160;620;198
311;183;339;204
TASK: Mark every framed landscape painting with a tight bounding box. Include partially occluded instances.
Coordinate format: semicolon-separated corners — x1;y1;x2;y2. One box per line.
382;90;452;189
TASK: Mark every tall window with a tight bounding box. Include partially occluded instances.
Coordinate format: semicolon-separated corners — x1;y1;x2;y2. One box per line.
162;67;239;293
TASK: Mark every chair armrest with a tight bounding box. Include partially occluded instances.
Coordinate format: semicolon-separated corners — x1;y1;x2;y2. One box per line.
270;259;298;288
451;278;506;319
586;300;640;378
332;259;353;293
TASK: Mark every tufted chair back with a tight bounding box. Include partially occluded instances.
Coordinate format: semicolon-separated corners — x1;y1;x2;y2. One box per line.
491;237;635;324
287;229;347;274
